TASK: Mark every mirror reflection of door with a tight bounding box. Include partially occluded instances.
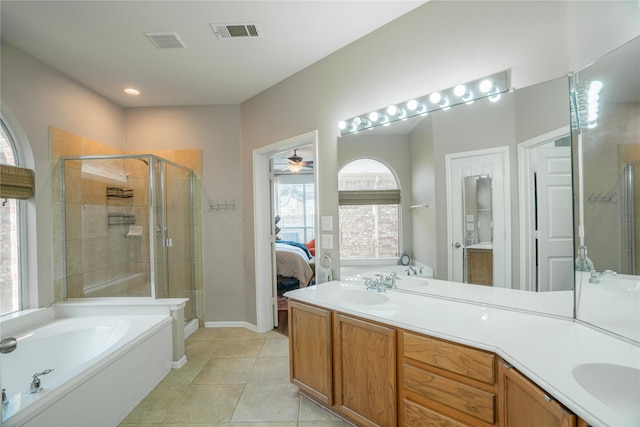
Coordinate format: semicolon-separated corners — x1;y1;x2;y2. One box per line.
535;145;573;291
446;147;511;287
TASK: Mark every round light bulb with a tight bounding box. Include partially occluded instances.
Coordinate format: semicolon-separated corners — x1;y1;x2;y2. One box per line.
406;100;418;110
387;105;398;116
454;85;467;97
369;112;380;122
353;117;363;126
338;121;347;130
429;92;442;104
479;80;494;93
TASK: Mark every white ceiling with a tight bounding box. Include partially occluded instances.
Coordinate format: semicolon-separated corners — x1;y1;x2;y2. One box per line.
1;0;426;108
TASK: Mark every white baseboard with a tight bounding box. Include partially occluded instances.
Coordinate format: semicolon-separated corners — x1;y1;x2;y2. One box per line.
204;320;259;332
172;355;187;369
184;317;199;338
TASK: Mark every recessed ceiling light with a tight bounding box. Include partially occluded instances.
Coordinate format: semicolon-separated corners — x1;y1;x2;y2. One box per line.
124;88;140;95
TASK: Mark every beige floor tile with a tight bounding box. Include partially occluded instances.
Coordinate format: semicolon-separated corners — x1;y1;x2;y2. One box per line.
298;396;345;423
213;338;265;358
226;328;281;340
118;423;161;427
229;423;297;427
120;384;187;424
162;384;244;424
259;338;290;358
161;424;228;427
185;338;224;358
188;327;234;340
193;358;256;384
230;383;300;422
248;358;290;384
160;357;209;385
298;422;355;427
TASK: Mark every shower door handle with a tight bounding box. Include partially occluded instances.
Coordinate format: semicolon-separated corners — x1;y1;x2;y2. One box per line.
164;238;173;248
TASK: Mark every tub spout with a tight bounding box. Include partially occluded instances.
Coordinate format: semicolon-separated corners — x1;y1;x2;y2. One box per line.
0;337;17;354
28;369;54;394
2;388;8;407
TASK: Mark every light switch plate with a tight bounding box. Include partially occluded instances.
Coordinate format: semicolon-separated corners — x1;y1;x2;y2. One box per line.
321;216;333;231
322;233;333;249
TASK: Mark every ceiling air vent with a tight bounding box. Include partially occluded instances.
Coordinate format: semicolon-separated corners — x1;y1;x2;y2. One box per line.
144;32;187;49
210;23;262;40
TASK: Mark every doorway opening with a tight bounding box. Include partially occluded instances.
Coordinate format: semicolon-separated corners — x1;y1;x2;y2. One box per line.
252;131;318;333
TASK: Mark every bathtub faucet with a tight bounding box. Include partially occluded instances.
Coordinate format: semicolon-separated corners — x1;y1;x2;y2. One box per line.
2;388;8;407
28;369;54;394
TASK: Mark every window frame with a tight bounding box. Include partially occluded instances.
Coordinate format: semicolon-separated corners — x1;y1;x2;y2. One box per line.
338;158;403;263
275;173;316;243
1;117;29;315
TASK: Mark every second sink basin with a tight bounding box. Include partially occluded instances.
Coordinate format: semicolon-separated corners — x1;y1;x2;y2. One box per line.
572;363;640;413
330;289;390;305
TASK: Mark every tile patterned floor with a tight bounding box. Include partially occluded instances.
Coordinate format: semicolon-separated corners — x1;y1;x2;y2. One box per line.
119;327;353;427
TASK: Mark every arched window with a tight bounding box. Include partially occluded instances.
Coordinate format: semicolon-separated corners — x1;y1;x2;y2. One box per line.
338;159;400;259
1;119;31;315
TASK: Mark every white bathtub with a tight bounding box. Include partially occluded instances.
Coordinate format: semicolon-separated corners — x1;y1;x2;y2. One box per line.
1;307;173;427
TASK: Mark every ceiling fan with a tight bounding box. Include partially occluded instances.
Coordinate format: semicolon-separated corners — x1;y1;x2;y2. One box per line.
283;149;313;173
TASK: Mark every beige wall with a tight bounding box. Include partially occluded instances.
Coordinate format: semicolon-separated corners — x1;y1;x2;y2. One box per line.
124;106;244;322
1;42;124;308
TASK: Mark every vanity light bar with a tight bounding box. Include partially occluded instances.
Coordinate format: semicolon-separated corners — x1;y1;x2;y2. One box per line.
338;71;509;135
572;80;603;130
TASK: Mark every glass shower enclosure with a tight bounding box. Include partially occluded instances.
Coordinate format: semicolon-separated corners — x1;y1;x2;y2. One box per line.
60;154;196;322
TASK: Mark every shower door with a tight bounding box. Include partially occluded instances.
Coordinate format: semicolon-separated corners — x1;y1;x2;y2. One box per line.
152;158;195;320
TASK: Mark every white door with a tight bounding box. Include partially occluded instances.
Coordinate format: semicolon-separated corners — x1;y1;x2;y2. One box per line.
447;148;511;287
535;147;573;291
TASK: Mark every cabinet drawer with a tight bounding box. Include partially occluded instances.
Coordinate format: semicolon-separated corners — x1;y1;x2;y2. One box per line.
403;331;495;384
404;364;495;424
404;399;467;427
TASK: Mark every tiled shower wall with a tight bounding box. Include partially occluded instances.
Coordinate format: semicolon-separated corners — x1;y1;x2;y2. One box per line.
50;127;204;325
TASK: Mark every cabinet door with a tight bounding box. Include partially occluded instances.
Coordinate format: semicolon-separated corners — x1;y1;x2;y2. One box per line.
289;301;333;405
467;248;493;285
500;362;575;427
334;313;397;427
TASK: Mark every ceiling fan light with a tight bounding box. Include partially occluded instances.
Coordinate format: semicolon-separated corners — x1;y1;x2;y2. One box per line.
288;163;303;173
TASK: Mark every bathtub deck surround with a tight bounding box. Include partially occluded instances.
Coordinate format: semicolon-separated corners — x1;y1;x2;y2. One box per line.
119;327;353;426
0;303;174;427
285;280;640;427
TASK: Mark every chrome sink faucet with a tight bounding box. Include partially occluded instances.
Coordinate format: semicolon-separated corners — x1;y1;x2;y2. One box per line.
407;266;417;275
365;273;399;292
588;269;617;284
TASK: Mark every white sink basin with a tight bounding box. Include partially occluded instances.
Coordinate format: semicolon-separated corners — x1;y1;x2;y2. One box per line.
330;289;390;305
572;363;640;412
396;277;429;289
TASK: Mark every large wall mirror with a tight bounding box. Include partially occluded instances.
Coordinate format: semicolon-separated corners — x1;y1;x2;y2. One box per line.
337;76;573;317
572;36;640;343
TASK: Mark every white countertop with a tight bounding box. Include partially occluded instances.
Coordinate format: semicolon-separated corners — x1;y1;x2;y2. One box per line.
285;281;640;427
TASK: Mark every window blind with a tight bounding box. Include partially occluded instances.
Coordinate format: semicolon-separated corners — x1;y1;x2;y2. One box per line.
338;189;401;205
1;164;35;199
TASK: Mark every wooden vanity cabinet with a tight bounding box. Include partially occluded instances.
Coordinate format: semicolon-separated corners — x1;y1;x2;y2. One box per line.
498;361;576;427
399;330;498;426
334;312;397;427
288;300;334;405
467;248;493;286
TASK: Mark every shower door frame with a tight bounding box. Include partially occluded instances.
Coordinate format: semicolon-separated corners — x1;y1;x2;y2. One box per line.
60;154;196;318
